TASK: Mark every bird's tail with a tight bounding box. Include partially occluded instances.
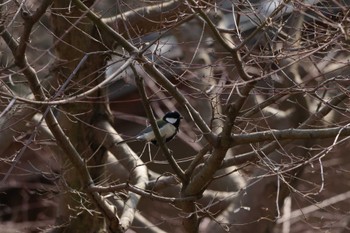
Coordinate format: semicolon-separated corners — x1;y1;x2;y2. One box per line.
116;137;138;145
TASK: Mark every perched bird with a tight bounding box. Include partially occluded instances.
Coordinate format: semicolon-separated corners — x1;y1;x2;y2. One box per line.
118;111;183;145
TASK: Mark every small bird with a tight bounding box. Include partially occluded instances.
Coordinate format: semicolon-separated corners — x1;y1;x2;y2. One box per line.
118;111;183;145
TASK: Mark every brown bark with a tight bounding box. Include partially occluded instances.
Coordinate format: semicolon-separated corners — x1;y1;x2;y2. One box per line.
50;1;111;231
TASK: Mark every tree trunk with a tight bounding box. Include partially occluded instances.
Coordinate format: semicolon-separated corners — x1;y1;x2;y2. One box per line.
50;1;111;232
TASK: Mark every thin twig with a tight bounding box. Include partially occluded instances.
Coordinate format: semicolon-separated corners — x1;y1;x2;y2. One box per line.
185;0;252;81
89;183;198;203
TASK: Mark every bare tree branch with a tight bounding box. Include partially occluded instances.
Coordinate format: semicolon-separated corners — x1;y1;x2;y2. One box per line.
134;66;187;182
93;118;148;231
231;126;350;145
102;0;191;38
1;1;123;232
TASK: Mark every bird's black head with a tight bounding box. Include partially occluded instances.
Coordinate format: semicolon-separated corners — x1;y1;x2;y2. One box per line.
163;111;182;128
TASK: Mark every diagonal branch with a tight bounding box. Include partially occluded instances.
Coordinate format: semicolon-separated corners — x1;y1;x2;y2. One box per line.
1;2;123;232
133;65;187;182
93;118;149;231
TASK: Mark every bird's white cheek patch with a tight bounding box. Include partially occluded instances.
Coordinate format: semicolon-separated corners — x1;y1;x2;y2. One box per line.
165;117;177;124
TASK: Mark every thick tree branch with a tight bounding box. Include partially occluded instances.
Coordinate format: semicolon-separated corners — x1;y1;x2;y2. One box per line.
93;119;149;231
1;2;123;232
15;0;53;61
177;64;256;232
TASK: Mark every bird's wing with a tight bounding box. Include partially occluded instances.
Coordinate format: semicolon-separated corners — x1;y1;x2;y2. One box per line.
136;125;155;142
116;137;138;145
136;120;172;142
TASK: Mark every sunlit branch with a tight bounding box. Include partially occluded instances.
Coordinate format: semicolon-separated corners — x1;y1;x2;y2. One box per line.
93;118;148;231
103;0;191;38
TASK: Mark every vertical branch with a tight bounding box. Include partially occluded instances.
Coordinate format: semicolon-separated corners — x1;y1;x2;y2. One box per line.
178;81;256;232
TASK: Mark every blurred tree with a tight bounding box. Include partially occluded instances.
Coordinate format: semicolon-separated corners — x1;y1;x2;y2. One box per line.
1;0;350;232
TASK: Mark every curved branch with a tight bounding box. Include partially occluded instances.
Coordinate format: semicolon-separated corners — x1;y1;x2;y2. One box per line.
178;73;255;232
102;0;190;38
93;119;149;231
